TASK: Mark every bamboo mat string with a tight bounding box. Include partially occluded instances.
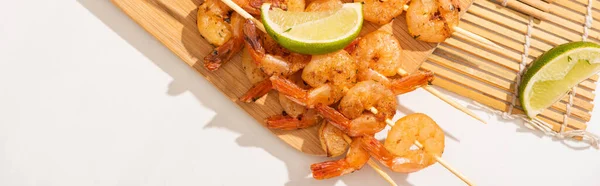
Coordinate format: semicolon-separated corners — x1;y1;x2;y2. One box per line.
506;16;533;118
472;101;600;148
470;0;600;148
559;0;595;139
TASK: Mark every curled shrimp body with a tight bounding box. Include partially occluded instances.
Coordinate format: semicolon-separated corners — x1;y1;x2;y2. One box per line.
339;80;397;121
197;0;245;71
354;0;407;25
271;50;358;107
406;0;460;43
301;50;358;101
305;0;342;12
315;81;395;137
244;20;311;77
267;73;322;130
389;70;434;95
357;68;435;95
359;113;445;173
311;139;370;179
350;29;403;77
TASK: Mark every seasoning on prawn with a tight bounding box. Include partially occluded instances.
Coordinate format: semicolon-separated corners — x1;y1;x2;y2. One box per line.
271;50;358;107
266;72;322;130
359;113;445;173
311;139;370;179
197;0;245;71
354;0;407;25
406;0;460;43
315;80;396;137
239;20;311;102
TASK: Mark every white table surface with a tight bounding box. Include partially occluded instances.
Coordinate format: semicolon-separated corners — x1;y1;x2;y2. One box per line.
1;1;599;186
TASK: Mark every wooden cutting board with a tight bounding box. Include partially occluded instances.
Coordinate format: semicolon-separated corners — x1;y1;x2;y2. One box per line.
111;0;471;156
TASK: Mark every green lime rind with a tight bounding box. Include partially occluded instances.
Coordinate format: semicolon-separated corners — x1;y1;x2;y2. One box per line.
260;4;363;55
518;41;600;118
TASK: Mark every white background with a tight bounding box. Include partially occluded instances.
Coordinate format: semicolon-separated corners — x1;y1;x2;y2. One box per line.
1;1;599;186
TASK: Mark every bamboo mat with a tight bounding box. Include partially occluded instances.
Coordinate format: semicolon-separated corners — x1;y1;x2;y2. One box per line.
424;0;598;138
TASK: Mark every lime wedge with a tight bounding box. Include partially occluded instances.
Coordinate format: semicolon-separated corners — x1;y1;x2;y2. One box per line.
261;3;363;54
519;41;600;118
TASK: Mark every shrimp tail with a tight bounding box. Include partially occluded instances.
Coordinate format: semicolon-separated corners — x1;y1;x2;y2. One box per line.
250;0;288;11
243;20;265;65
390;70;434;95
343;37;361;54
204;38;244;71
266;109;320;130
310;160;353;180
266;115;299;130
315;104;352;134
270;76;308;106
239;78;273;102
358;136;394;166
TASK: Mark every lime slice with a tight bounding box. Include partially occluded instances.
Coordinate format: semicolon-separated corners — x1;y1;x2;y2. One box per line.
519;41;600;118
261;3;363;54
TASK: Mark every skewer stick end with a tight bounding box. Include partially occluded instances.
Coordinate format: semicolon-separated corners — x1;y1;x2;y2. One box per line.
423;86;487;124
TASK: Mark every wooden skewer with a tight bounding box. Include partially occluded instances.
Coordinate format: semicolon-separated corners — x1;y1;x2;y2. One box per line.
220;2;400;185
397;68;487;124
369;107;475;186
493;0;549;20
518;0;550;12
400;5;501;49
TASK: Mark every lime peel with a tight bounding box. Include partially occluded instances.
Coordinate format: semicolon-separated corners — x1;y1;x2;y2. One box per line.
519;41;600;118
260;3;363;54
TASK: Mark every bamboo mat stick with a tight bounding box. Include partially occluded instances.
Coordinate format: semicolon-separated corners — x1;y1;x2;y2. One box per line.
400;4;501;48
518;0;549;12
492;0;549;20
428;52;594;119
427;56;592;121
429;76;586;132
440;37;597;101
475;0;598;43
554;0;600;21
434;44;596;111
421;60;591;127
546;3;600;27
471;1;589;43
221;2;399;185
453;22;544;57
422;61;592;123
465;6;571;46
490;0;600;40
368;107;476;186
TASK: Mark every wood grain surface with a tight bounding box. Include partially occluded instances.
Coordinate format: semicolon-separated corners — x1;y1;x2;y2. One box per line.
111;0;472;155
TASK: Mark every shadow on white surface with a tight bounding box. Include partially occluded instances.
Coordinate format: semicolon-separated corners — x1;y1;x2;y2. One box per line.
459;90;596;151
76;0;416;185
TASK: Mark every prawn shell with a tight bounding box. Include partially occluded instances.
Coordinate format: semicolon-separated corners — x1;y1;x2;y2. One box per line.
319;121;350;157
242;48;269;84
384;113;445;167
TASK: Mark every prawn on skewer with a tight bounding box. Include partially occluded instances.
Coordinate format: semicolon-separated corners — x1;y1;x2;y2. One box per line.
315;80;395;137
354;0;407;25
359;113;445;173
197;0;245;71
406;0;461;43
239;20;311;102
311;138;370;179
347;22;435;94
266;73;323;130
271;49;358;108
